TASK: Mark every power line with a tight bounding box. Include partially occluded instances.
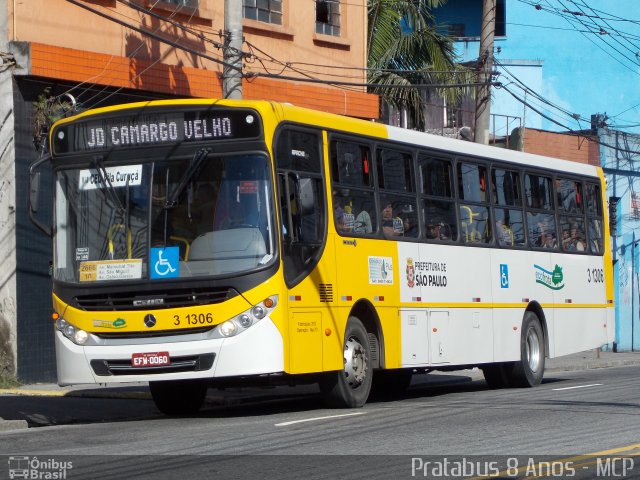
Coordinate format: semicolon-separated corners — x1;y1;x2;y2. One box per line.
499;82;640;156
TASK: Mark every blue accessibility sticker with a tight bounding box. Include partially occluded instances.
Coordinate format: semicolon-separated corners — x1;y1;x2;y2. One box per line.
150;246;179;279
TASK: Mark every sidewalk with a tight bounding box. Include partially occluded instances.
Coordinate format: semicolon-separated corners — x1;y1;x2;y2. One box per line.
1;349;639;431
545;348;640;371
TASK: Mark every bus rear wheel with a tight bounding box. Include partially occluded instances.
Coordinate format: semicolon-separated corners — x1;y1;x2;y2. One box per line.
511;311;545;387
150;379;208;415
321;317;373;408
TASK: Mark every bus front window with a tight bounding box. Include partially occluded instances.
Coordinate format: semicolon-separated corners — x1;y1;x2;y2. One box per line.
152;153;275;277
54;153;275;284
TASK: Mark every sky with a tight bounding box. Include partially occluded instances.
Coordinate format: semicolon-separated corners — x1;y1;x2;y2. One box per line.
458;0;640;134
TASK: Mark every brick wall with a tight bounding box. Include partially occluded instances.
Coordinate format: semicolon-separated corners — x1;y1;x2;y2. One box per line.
30;43;379;119
522;128;600;166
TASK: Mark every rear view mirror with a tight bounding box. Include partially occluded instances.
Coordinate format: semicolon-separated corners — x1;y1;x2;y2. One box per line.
28;155;51;236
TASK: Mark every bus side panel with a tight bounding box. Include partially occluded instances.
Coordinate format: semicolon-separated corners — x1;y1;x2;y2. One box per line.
285;237;345;374
397;242;495;367
550;252;610;357
489;249;554;361
333;235;403;369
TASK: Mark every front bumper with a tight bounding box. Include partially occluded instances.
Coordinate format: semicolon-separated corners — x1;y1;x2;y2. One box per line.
55;317;284;385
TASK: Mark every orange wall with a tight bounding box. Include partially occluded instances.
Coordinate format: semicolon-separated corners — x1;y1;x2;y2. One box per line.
13;0;378;118
522;128;600;166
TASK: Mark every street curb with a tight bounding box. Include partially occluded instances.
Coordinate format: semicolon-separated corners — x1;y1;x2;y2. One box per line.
0;418;28;432
546;359;640;372
0;388;151;400
0;387;230;404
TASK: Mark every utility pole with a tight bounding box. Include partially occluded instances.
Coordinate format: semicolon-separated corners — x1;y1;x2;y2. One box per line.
223;0;243;99
474;0;496;145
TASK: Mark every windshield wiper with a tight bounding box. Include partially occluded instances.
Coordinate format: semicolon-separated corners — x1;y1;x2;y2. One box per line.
93;156;126;213
165;148;210;208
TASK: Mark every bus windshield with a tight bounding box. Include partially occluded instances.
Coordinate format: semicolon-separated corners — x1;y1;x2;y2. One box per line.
54;152;276;284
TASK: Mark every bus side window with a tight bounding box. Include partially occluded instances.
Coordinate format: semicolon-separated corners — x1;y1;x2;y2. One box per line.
331;141;371;187
585;182;604;255
457;161;491;244
492;168;525;247
377;147;417;239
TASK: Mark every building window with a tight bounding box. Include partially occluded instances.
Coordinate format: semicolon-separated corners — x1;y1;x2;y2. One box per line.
316;0;340;36
243;0;282;25
164;0;199;7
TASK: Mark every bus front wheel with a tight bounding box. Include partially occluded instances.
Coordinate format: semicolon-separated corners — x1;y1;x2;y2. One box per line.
149;379;208;415
321;317;373;408
511;311;545;387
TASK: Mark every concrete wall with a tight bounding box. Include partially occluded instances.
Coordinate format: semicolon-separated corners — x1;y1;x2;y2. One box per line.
0;62;17;378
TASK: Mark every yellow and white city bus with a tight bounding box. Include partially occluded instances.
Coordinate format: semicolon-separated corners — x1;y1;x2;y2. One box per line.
30;99;614;414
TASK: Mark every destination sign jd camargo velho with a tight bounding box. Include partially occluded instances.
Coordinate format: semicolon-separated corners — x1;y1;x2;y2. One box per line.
52;108;262;155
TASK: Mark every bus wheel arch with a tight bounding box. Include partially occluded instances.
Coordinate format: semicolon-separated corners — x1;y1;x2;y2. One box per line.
321;315;374;408
526;301;549;359
350;299;383;369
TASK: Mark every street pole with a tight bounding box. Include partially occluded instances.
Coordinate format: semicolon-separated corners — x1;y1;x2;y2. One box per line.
223;0;243;99
474;0;496;145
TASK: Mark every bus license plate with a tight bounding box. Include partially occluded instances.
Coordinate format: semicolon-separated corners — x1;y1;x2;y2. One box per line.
131;352;170;367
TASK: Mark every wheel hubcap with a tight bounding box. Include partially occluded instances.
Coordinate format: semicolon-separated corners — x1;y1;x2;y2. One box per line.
526;327;541;373
343;335;368;388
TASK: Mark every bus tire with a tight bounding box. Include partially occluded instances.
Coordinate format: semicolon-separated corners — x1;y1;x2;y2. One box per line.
321;317;372;408
149;379;208;415
510;311;545;387
481;362;514;388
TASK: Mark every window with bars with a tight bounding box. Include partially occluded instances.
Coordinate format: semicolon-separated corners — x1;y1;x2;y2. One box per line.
316;0;340;36
243;0;282;25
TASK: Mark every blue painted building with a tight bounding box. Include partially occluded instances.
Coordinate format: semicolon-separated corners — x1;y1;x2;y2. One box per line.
598;127;640;351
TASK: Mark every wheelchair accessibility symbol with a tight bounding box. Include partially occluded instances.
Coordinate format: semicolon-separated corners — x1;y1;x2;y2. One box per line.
150;247;179;279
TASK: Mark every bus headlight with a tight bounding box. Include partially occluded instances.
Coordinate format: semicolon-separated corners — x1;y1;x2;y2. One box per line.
219;321;237;337
213;295;278;338
56;318;90;345
238;314;252;328
74;329;89;345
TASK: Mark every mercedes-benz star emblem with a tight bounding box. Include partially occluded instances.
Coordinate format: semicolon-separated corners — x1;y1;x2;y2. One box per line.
144;314;157;328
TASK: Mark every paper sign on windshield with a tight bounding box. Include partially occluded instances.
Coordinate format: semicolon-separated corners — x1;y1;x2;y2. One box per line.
78;165;142;190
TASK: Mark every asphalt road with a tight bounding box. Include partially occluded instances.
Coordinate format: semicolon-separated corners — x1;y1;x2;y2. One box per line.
1;366;640;479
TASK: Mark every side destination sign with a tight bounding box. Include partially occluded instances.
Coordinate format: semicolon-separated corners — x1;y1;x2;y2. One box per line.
52;108;262;155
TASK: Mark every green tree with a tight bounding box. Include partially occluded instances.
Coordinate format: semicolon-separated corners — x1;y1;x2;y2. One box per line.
368;0;473;130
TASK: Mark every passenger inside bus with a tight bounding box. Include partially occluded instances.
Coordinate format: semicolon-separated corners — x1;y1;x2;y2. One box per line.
495;218;514;246
333;192;373;235
334;196;355;233
381;202;403;236
402;214;418;238
425;217;449;240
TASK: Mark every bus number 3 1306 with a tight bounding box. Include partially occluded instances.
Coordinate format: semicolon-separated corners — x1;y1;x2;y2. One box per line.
588;268;604;283
173;313;214;326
